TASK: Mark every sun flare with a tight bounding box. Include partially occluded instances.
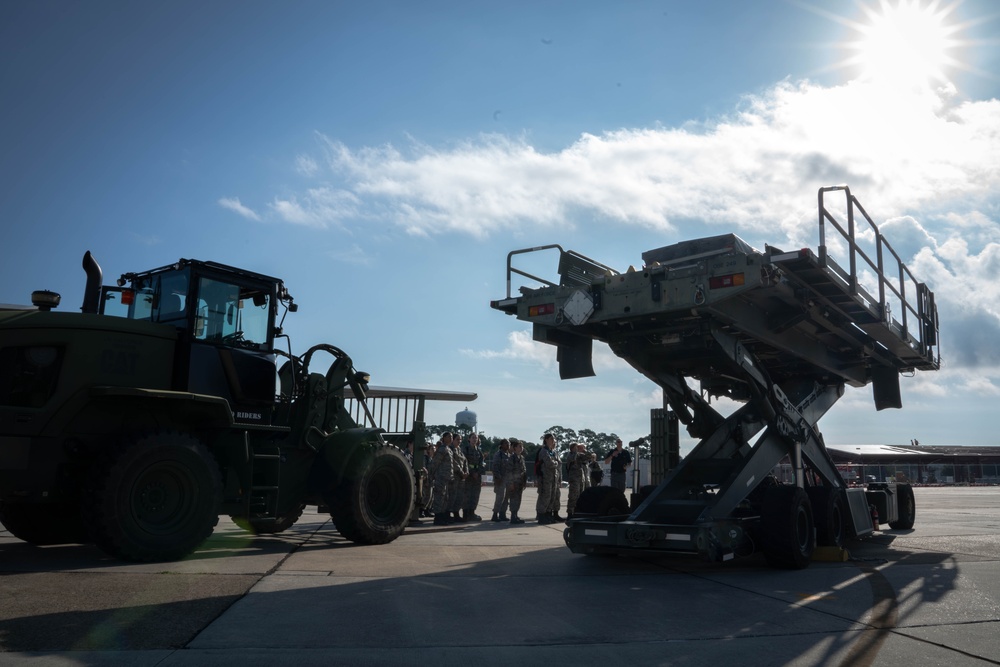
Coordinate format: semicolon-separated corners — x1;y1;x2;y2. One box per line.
847;0;960;89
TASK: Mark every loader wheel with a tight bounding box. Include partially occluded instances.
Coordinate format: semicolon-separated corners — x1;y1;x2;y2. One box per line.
573;486;629;517
760;486;815;570
0;501;90;546
888;483;916;530
327;444;414;545
231;504;306;535
83;431;222;562
807;486;847;548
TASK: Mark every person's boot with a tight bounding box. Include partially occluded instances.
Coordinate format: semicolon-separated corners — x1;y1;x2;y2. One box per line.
491;512;500;522
452;511;464;523
499;513;509;522
510;514;524;524
469;512;482;522
433;513;450;525
537;514;552;524
551;511;565;522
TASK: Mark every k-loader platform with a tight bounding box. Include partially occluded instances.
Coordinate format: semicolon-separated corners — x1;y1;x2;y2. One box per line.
492;186;940;568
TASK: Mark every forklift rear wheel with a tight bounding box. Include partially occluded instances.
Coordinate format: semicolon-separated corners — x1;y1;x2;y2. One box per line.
83;431;222;562
574;486;629;517
888;483;915;530
328;444;414;544
760;486;815;569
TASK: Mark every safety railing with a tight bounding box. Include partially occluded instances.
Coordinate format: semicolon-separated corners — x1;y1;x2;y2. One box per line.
817;185;939;367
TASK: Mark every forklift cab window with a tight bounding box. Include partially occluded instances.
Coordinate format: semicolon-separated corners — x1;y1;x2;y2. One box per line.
194;276;271;349
153;271;188;327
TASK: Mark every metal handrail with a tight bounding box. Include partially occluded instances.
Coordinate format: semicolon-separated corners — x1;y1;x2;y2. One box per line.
817;186;939;365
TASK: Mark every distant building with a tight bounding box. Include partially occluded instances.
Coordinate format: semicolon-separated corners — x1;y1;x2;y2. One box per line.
827;444;1000;485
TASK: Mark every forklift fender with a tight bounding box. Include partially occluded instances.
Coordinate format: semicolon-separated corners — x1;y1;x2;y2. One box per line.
311;427;385;488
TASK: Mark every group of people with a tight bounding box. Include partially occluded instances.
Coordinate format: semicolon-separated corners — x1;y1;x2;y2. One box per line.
411;432;633;527
420;431;486;526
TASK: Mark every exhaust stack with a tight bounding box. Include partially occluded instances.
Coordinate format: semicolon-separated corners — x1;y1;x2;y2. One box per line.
81;251;103;314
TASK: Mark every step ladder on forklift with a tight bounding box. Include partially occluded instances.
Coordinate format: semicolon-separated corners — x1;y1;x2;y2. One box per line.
491;185;937;568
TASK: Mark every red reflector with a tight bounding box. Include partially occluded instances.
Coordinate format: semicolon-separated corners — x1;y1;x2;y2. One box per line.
709;273;745;289
528;303;555;317
121;290;135;305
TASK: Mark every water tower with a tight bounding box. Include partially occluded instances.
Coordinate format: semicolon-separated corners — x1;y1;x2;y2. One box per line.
456;407;478;432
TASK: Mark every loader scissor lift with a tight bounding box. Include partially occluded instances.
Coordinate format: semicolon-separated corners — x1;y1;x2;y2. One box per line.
491;186;939;568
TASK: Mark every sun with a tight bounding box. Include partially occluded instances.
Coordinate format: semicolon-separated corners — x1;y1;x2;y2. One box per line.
847;0;960;89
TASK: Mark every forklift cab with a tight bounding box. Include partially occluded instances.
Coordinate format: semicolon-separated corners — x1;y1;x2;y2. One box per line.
101;259;291;422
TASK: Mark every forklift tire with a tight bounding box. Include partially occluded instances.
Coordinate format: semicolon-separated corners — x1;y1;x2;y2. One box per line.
231;504;306;535
573;486;629;517
83;431;222;562
888;483;916;530
0;501;90;546
328;444;414;545
806;486;847;548
760;486;815;569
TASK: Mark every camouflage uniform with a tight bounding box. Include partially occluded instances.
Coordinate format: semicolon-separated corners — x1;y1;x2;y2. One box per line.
448;440;468;519
589;459;604;487
535;443;561;522
506;446;527;523
565;446;594;518
429;441;454;522
462;438;485;520
491;447;510;520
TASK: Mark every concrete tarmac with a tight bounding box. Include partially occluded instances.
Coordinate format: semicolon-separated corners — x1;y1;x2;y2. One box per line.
2;486;1000;666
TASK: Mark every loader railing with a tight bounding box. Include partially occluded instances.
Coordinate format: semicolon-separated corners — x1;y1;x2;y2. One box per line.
817;185;939;367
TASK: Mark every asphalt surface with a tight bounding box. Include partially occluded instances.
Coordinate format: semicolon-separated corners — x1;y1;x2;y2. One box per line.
2;486;1000;666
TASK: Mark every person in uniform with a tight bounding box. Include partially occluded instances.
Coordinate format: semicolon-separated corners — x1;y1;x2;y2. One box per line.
491;439;511;521
535;433;562;523
462;433;485;521
506;439;527;524
565;442;595;520
430;433;454;525
448;433;469;522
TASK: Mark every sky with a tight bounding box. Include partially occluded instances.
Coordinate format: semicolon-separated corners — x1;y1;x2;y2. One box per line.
2;0;999;454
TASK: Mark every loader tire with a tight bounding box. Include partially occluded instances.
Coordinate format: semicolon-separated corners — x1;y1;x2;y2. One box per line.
83;431;222;562
888;483;916;530
573;486;629;517
0;501;90;546
807;486;847;548
231;504;306;535
760;486;815;570
328;444;414;545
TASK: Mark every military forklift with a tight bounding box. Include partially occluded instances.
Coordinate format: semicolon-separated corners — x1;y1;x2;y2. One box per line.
0;254;474;561
492;186;937;568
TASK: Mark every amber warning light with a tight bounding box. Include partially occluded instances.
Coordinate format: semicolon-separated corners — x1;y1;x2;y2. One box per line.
529;303;555;317
709;273;745;289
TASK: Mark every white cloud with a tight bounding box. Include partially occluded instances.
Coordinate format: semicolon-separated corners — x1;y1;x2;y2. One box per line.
327;243;374;267
217;196;261;221
279;80;1000;249
296;154;319;177
270;187;360;229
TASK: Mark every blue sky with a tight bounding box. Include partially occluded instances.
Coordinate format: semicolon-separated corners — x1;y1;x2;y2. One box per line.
2;0;998;452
